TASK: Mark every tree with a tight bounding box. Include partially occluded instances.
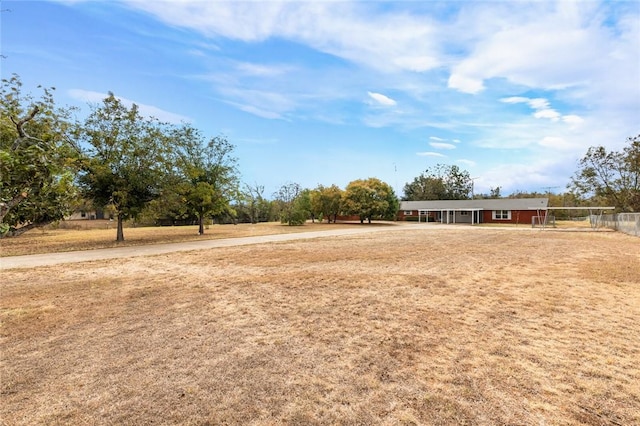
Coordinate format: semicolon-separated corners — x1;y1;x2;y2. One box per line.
74;93;172;241
475;186;503;199
274;182;308;225
310;184;343;223
297;188;313;222
342;177;398;223
1;75;79;237
172;126;240;235
402;164;473;201
489;186;502;199
237;183;271;224
570;135;640;212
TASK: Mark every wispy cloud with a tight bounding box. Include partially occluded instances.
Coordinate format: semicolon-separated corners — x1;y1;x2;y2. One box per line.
417;151;446;157
367;92;397;106
500;96;580;124
68;89;191;123
40;0;638;195
539;136;575;151
235;62;294;77
115;0;636;139
430;142;456;150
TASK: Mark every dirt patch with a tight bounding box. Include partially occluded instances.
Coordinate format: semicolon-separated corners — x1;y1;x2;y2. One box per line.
1;227;639;424
0;221;374;257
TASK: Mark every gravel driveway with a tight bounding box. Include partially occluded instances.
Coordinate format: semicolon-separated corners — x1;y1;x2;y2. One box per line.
2;224;458;269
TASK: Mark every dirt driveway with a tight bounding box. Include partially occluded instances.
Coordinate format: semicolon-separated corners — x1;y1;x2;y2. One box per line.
1;223;458;269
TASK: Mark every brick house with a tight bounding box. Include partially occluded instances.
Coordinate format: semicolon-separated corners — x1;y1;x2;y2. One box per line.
398;198;549;225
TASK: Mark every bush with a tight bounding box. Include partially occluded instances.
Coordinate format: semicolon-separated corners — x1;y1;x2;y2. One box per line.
280;209;307;226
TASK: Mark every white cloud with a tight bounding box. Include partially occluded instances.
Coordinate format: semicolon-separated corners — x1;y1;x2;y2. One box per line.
231;103;283;120
235;62;294;77
430;142;456;150
416;151;446;157
429;136;447;141
457;159;476;166
477;158;568;195
533;109;561;121
367;92;397;106
448;0;640;124
500;96;530;104
114;0;637;138
122;1;444;74
501;95;577;123
393;55;440;72
528;98;551;110
447;73;484;94
216;86;297;120
539;136;575;151
562;115;584;126
67;89;191;123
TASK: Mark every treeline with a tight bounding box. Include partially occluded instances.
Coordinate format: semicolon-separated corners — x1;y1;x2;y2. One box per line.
1;76;397;240
2;76;638;239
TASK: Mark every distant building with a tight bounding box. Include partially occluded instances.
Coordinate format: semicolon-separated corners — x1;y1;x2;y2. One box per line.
398;198;549;225
66;209;113;221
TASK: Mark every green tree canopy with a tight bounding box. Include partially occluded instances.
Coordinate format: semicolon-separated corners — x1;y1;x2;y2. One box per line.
1;75;79;237
342;177;398;223
570;135;640;212
74;93;173;241
310;184;343;223
171;126;240;235
403;164;472;201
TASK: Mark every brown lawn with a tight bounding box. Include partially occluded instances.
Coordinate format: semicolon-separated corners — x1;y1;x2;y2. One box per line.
1;226;639;425
0;221;369;257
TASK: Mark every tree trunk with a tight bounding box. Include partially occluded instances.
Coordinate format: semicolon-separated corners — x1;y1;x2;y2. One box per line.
116;213;125;242
198;210;204;235
4;222;39;237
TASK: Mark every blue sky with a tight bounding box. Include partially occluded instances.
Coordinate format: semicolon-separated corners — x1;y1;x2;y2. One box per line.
2;0;639;197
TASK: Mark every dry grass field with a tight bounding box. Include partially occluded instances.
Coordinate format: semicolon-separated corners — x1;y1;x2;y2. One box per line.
1;225;639;425
0;221;368;257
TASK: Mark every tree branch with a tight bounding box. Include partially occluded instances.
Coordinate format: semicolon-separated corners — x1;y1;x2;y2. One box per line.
7;222;40;238
11;106;41;149
0;190;30;224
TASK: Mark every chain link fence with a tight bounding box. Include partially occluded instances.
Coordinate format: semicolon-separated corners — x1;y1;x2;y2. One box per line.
597;213;640;237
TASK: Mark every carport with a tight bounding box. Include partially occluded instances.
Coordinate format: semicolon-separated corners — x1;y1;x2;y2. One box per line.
417;208;483;224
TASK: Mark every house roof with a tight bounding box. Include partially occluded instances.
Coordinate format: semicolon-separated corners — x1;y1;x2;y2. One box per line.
399;198;549;211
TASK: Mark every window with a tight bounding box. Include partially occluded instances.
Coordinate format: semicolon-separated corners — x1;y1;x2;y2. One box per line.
493;210;511;220
404;211;413;216
460;211;469;216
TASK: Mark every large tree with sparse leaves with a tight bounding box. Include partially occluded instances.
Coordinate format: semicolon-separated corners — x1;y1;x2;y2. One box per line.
1;74;79;237
570;135;640;212
274;182;309;225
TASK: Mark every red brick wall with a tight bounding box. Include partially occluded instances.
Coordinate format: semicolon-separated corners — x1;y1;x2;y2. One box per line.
398;209;547;225
482;210;546;225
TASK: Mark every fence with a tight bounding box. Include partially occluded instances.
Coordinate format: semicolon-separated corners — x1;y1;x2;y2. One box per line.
597;213;640;237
